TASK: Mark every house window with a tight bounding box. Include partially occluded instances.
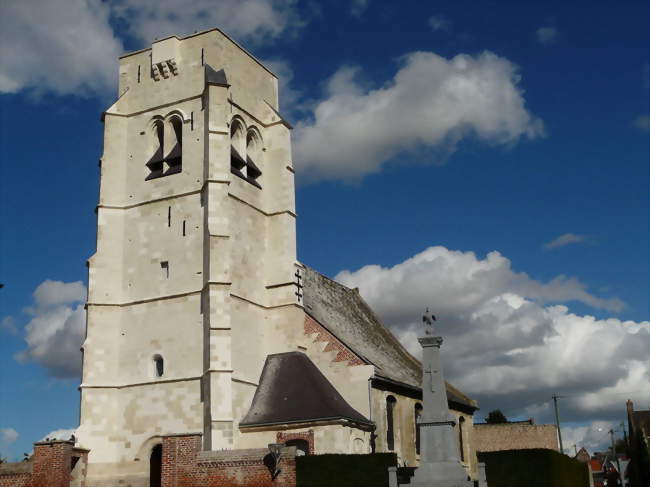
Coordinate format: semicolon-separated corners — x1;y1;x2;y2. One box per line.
229;118;262;188
386;395;396;451
415;403;423;455
153;355;164;377
145;116;183;180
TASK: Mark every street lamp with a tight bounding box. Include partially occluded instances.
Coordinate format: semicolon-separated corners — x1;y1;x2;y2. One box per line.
268;443;283;479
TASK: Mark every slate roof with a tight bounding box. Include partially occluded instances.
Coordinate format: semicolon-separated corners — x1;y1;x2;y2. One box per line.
302;265;477;411
240;352;372;428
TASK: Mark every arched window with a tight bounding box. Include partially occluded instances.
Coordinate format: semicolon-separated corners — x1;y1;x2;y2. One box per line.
164;117;182;175
229;118;262;188
153;355;164;377
146;120;165;180
285;439;309;456
145;116;183;180
245;129;262;187
415;403;423;455
386;395;397;451
230;118;246;175
458;416;465;462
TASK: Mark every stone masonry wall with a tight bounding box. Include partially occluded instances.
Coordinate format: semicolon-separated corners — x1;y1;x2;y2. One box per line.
0;440;89;487
474;423;559;452
162;434;297;487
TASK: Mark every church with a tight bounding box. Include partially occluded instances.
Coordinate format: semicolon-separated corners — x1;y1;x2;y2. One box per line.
75;28;480;486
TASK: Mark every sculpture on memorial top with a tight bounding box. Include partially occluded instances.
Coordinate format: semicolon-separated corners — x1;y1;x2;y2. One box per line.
422;308;437;335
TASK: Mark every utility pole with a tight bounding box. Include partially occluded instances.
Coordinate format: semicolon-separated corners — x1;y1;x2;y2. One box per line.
552;394;564;454
609;429;622;479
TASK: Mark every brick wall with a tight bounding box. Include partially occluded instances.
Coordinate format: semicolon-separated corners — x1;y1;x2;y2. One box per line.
0;440;89;487
162;434;297;487
304;315;364;366
474;424;559;453
0;462;31;487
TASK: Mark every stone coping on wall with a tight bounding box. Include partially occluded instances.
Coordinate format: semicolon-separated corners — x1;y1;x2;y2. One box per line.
197;446;297;464
0;461;32;474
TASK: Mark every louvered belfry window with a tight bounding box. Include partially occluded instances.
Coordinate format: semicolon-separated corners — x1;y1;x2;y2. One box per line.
146;117;183;180
230;118;262;188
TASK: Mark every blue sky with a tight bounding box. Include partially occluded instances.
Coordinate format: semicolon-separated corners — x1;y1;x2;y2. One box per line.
1;0;648;459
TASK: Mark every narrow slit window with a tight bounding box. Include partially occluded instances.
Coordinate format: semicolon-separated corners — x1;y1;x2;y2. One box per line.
182;220;186;236
167;206;171;227
137;65;141;83
160;261;169;279
153;355;164;377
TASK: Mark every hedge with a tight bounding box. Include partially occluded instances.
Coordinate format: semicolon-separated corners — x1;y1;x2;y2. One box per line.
296;453;397;487
479;448;590;487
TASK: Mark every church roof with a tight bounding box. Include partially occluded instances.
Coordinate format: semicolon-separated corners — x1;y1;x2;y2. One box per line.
302;265;477;411
240;352;372;428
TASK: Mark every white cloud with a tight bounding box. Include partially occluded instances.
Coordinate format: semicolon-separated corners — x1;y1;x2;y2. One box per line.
350;0;370;17
0;0;304;98
428;15;451;32
536;26;559;45
15;280;87;378
32;280;86;308
40;428;76;442
335;246;649;423
562;421;615;454
544;232;587;250
112;0;303;46
0;428;18;445
632;115;650;133
293;51;544;184
0;0;123;96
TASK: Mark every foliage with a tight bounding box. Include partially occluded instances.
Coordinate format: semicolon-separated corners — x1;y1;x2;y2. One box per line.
478;449;590;487
485;409;508;424
296;453;397;487
615;438;629;455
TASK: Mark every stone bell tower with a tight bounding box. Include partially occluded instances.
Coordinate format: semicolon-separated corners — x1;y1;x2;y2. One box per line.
77;29;301;484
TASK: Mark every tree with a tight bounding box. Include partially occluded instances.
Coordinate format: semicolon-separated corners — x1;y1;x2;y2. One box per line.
485;409;508;424
615;438;629;456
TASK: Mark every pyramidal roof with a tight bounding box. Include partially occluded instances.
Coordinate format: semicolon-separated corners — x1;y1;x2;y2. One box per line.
240;352;372;428
302;265;477;411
